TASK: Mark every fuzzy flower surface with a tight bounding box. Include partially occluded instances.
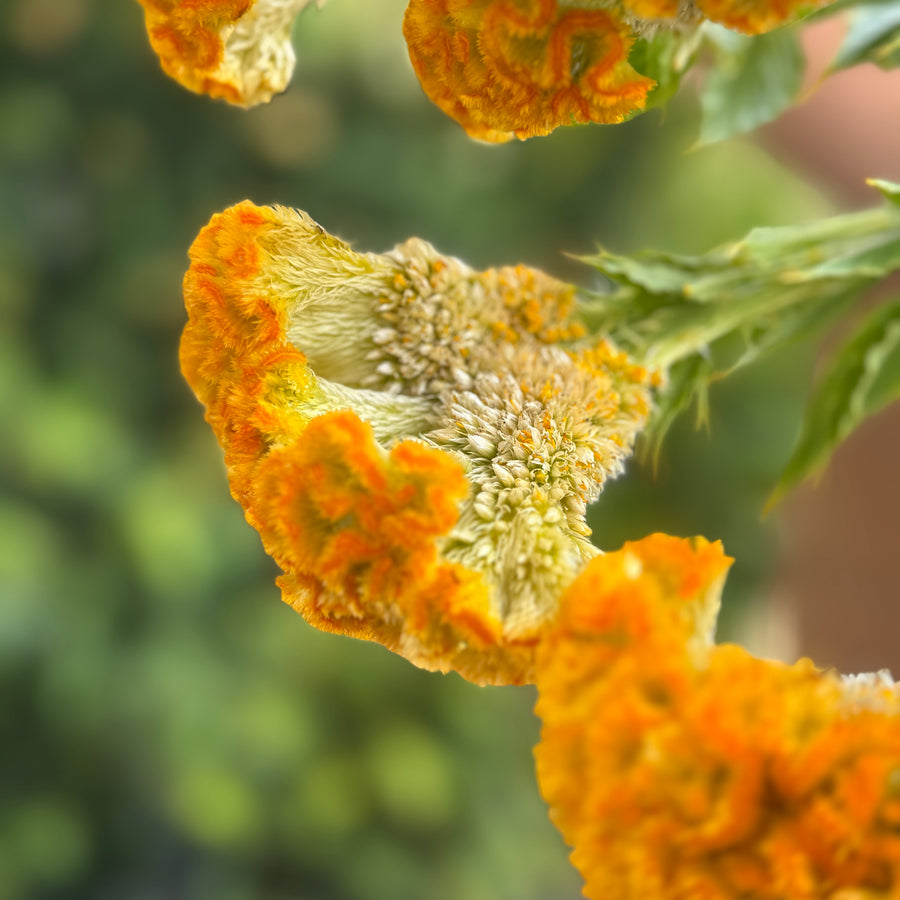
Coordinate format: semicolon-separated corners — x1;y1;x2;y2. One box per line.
136;0;319;105
403;0;833;141
535;534;900;899
181;201;654;684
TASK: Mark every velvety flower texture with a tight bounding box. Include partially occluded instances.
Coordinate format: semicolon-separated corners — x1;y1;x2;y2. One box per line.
181;201;654;685
535;534;900;899
403;0;833;141
136;0;319;105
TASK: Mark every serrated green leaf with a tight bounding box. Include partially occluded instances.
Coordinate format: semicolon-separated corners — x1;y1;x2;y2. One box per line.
642;355;713;466
580;183;900;368
578;182;900;459
769;300;900;506
583;248;710;295
698;25;804;145
831;1;900;71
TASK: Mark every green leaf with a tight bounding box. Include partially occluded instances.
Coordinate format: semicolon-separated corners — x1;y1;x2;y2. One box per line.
578;181;900;460
641;355;713;466
630;29;702;112
769;300;900;506
580;181;900;368
831;1;900;71
698;25;804;145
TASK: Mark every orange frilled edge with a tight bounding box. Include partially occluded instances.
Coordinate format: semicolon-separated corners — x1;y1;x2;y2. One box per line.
181;202;542;685
137;0;254;104
402;0;654;142
534;534;900;899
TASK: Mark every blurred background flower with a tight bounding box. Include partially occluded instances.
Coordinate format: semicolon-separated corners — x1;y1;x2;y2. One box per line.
0;1;897;898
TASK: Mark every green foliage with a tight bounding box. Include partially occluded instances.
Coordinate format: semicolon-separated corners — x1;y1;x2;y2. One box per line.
580;181;900;477
832;1;900;70
630;28;701;113
622;0;900;141
640;355;712;466
698;25;804;145
770;299;900;504
871;177;900;204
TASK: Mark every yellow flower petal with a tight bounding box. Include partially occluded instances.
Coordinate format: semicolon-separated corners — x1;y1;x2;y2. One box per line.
182;201;655;683
535;535;900;899
137;0;319;105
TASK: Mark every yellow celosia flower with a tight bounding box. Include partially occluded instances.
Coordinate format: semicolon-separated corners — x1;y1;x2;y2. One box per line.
535;534;900;899
136;0;320;105
402;0;832;141
182;201;655;684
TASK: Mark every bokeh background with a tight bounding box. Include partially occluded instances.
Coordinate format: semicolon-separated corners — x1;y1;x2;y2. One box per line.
0;1;896;898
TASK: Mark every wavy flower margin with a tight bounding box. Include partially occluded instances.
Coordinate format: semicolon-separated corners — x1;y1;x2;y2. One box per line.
535;534;900;899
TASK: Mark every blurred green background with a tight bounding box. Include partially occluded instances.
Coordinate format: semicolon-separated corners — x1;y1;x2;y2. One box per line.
0;1;833;898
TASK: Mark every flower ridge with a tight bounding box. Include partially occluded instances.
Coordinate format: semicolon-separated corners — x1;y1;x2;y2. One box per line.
534;534;900;899
182;201;655;684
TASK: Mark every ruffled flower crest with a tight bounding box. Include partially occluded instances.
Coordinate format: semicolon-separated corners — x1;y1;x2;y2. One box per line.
182;201;655;684
535;534;900;899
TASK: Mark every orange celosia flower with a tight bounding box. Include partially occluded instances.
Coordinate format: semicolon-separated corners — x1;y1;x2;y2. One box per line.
136;0;319;105
403;0;654;142
182;201;655;684
535;534;900;899
403;0;833;141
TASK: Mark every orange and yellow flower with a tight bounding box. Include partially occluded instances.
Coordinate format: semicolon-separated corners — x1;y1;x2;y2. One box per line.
136;0;319;105
182;201;655;684
535;534;900;899
402;0;833;141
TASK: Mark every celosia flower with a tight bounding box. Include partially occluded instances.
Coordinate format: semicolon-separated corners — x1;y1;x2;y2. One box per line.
136;0;320;105
402;0;833;141
535;534;900;899
182;201;655;684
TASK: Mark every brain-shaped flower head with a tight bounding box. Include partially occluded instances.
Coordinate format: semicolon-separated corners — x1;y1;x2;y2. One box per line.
535;534;900;898
182;202;655;684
